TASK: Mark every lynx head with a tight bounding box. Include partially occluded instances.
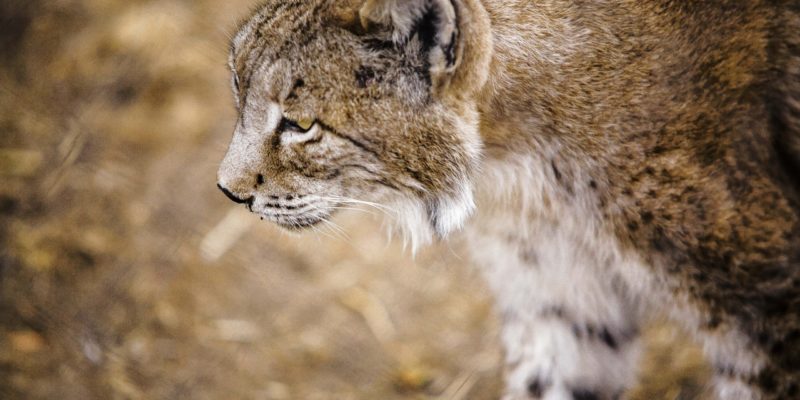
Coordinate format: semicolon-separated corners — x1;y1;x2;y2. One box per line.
217;0;492;249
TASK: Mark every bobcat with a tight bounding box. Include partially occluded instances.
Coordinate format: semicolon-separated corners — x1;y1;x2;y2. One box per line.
216;0;800;398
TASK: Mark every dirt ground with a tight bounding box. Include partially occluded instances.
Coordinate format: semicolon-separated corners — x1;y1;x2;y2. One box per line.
1;1;710;399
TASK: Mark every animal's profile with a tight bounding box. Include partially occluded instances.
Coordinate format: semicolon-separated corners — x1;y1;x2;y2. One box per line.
217;1;800;398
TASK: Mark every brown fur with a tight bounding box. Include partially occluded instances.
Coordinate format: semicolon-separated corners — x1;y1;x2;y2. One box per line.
219;1;800;397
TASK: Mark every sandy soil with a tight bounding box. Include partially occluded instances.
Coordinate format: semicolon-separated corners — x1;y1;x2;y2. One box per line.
1;1;709;399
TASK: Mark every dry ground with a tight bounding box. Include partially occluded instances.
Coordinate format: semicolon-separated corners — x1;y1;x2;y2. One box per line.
1;1;709;399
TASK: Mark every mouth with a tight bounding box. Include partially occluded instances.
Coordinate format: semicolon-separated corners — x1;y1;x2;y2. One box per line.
272;214;328;231
251;198;335;231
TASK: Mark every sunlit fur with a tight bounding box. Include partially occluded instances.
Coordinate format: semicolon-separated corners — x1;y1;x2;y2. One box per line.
218;1;800;399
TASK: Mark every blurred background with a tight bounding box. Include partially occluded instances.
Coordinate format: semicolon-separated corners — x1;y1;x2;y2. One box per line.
1;1;709;399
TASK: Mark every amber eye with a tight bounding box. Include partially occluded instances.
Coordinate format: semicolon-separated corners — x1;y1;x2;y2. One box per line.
280;117;315;133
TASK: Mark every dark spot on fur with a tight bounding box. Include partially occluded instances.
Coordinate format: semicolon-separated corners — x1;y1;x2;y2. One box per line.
364;38;395;52
0;195;18;214
521;248;539;264
572;324;584;338
444;31;457;66
587;326;598;338
599;327;618;350
113;83;137;106
528;378;546;397
641;211;655;224
540;305;566;319
628;221;640;231
256;174;264;185
758;372;778;393
551;160;562;181
589;180;598;190
717;365;736;377
355;66;377;88
644;166;656;175
571;388;600;400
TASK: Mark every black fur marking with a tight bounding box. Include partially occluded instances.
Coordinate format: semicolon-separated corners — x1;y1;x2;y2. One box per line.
256;174;265;185
539;305;567;319
413;3;440;52
599;327;618;350
572;324;584;338
571;388;601;400
444;30;457;67
527;378;549;398
444;0;459;67
552;160;562;181
363;38;396;52
569;321;628;351
355;66;378;88
407;1;459;69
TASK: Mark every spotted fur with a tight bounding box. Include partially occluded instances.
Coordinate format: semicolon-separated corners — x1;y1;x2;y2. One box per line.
217;1;800;398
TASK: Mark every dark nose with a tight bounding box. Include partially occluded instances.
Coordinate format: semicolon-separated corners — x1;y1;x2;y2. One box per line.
217;183;252;205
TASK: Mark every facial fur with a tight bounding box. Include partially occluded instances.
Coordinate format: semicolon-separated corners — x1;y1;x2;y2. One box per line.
217;0;490;249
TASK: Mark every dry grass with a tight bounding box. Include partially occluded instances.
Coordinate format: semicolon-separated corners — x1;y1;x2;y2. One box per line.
1;1;708;399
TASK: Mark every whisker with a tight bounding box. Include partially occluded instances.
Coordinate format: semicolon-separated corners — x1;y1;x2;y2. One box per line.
321;219;351;241
315;195;394;213
326;206;379;216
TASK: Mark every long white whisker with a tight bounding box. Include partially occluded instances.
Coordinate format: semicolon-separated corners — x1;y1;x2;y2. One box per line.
326;206;379;216
321;219;351;241
308;223;335;241
316;195;394;213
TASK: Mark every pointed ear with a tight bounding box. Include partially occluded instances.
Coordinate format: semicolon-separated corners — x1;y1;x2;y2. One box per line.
360;0;461;89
